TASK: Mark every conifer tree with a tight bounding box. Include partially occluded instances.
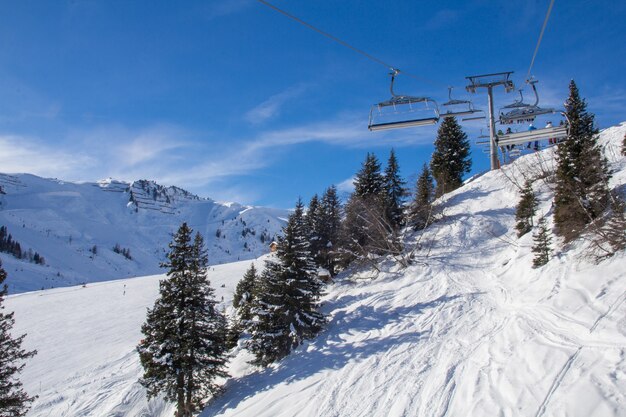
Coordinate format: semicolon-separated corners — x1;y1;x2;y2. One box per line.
622;133;626;156
306;194;320;232
233;263;258;324
340;153;392;264
553;81;611;241
430;116;471;197
409;163;435;230
306;194;323;266
532;217;552;268
245;259;287;367
0;260;37;417
383;149;406;229
339;195;372;265
354;153;385;198
515;180;538;237
137;224;228;417
317;186;342;275
604;198;626;253
246;200;325;367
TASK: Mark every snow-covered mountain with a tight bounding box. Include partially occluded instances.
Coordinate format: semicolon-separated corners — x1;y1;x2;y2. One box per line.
5;122;626;417
0;174;287;293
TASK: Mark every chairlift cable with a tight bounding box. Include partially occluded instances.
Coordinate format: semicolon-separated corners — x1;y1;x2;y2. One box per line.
256;0;442;87
526;0;555;82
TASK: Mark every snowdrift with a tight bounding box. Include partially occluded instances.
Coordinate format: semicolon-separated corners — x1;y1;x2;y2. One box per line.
6;123;626;417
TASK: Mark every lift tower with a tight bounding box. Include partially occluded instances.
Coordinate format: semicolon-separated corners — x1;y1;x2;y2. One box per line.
465;72;515;170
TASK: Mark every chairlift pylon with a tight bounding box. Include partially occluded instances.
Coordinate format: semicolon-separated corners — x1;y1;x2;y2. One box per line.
441;87;482;119
368;69;439;131
499;78;555;124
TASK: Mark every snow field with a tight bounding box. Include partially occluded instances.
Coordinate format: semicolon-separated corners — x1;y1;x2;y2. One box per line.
4;123;626;416
8;258;266;417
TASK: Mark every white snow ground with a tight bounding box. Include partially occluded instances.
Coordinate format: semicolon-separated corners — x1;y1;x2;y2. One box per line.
7;258;267;417
6;123;626;417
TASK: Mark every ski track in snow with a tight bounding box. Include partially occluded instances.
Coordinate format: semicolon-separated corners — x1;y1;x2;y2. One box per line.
4;122;626;417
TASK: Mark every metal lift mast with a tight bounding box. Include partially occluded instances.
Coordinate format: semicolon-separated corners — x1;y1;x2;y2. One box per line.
465;72;515;170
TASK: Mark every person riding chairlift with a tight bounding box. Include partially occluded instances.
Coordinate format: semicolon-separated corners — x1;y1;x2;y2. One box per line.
505;127;513;150
546;121;555;144
527;123;538;150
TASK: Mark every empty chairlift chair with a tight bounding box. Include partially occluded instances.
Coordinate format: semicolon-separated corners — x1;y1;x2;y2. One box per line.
441;87;485;120
368;70;439;131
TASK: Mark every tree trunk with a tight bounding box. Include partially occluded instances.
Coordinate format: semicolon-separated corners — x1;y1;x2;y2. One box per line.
176;371;186;417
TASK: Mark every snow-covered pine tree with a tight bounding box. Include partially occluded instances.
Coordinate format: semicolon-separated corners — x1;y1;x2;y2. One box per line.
246;199;325;367
233;263;258;324
553;80;611;241
383;149;406;229
604;198;626;253
0;260;37;417
306;194;320;233
515;180;538;238
317;185;342;275
279;199;325;340
354;153;385;198
229;263;259;347
339;194;372;266
245;258;288;367
409;163;435;230
532;217;552;268
306;194;323;267
137;224;228;417
430;116;471;197
340;152;393;264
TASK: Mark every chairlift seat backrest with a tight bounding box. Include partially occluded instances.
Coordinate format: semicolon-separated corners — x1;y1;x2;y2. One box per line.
368;117;439;131
496;126;567;147
441;86;482;118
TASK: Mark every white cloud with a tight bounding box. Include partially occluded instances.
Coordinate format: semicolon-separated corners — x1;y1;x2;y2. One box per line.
70;124;189;168
590;89;626;122
0;134;95;178
0;112;437;203
247;112;437;151
336;176;355;195
0;124;192;184
245;85;308;124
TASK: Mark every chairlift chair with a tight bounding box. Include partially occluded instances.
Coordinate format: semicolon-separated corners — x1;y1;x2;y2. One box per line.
496;124;568;148
475;129;490;146
462;110;486;121
441;87;483;119
368;70;439;131
499;78;555;124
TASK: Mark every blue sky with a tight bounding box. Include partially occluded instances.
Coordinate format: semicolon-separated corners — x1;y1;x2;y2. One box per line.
0;0;624;208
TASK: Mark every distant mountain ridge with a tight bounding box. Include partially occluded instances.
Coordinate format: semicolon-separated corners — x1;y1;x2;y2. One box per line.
0;173;287;293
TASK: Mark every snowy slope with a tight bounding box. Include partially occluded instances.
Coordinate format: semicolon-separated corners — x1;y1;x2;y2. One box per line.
6;123;626;417
7;257;268;417
0;175;287;293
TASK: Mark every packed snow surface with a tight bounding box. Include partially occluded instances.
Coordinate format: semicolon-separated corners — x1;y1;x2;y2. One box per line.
5;123;626;416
